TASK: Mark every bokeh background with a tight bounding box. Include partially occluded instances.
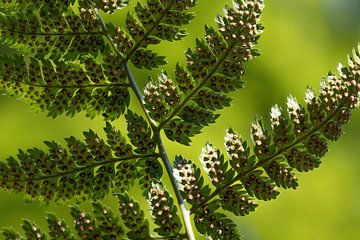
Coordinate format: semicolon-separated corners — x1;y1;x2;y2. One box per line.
1;0;360;239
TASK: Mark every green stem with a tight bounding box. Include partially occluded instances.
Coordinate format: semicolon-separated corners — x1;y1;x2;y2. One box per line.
89;2;196;239
155;131;196;240
125;62;158;129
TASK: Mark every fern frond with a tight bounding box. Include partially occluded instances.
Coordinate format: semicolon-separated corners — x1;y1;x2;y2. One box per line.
176;45;360;220
0;42;21;59
0;0;134;120
2;203;124;240
194;207;241;240
89;0;129;14
1;227;23;240
115;0;196;69
0;1;75;14
46;213;74;239
0;0;196;119
173;156;212;209
0;122;159;203
21;220;46;240
126;110;156;154
148;183;182;237
0;2;110;60
118;193;151;239
144;0;264;144
0;53;130;120
2;194;187;240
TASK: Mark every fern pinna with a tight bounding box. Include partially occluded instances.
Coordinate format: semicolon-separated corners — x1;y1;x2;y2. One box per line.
0;0;359;239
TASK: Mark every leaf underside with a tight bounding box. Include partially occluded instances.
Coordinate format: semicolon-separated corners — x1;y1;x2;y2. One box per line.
0;0;359;240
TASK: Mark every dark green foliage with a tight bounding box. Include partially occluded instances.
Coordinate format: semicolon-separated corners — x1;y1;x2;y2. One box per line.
0;2;105;59
113;0;196;69
0;0;196;120
89;0;129;13
2;203;124;240
194;208;240;240
164;118;202;145
137;158;163;193
0;54;130;119
0;122;158;203
22;220;46;240
118;193;151;239
104;122;134;158
174;44;360;225
126;111;156;154
2;227;23;240
47;213;75;240
0;1;76;13
173;156;212;208
143;71;180;122
72;203;125;239
220;185;258;216
0;0;359;239
144;0;265;145
148;183;182;236
91;202;124;239
0;0;132;119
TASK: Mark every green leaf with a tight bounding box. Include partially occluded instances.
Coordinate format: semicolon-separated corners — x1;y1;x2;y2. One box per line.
284;147;321;172
46;214;74;240
189;44;360;219
263;160;298;189
194;210;241;240
144;77;170;122
137;158;163;193
0;1;76;15
22;220;46;240
3;203;124;240
0;4;108;60
70;205;100;239
1;227;23;240
251;119;275;158
220;185;258;216
112;0;196;69
126;110;156;154
92;202;124;239
178;102;219;126
164;118;201;145
131;48;166;69
0;122;144;203
86;0;129;14
148;183;182;236
200;143;235;188
0;55;130;120
173;156;212;207
224;128;256;173
144;71;181;122
118;193;151;239
114;161;138;193
104;121;134;158
158;0;265;144
240;170;279;201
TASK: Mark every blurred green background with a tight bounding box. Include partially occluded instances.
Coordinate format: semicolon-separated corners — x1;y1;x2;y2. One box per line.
1;0;360;239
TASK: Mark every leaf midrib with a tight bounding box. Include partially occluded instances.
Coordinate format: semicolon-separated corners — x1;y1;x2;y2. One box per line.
1;153;158;183
124;0;176;62
158;40;237;129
